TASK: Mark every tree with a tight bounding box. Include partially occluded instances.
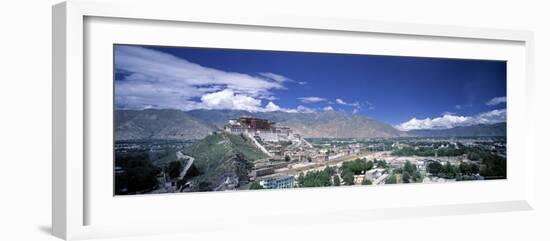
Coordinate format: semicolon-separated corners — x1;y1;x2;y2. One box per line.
470;163;480;174
375;160;388;168
403;160;417;174
456;174;463;181
324;166;336;176
342;171;355;185
402;172;411;183
443;162;457;178
333;175;341;186
459;162;472;175
480;154;506;179
465;148;506;179
427;161;443;175
249;181;264;190
385;174;397;184
362;179;372;185
298;173;305;186
412;171;423;183
366;160;374;171
284;155;291;162
167;161;183;180
393;167;403;174
126;165;159;193
298;167;335;187
116;152;161;194
341;158;370;175
468;152;481;161
184;164;200;178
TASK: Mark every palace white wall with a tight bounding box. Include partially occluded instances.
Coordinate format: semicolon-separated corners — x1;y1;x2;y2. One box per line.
0;0;548;240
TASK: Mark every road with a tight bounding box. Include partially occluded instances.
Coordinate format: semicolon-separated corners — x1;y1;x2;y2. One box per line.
244;133;273;157
267;150;412;178
176;151;195;180
269;151;376;177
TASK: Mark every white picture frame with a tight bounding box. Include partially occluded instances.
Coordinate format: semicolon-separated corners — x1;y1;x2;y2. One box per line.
52;0;535;240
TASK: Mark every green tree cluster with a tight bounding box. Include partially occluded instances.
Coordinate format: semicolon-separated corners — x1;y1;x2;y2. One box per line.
400;160;423;183
466;148;506;179
340;158;374;185
249;181;264;190
298;166;335;187
362;179;372;185
392;145;465;157
341;158;373;175
342;171;355;185
167;161;183;180
427;160;482;180
115;152;161;195
373;159;388;168
459;162;479;175
425;161;458;179
385;174;397;184
426;161;443;174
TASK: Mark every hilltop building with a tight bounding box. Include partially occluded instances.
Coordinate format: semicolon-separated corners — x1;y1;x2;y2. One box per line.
224;116;301;143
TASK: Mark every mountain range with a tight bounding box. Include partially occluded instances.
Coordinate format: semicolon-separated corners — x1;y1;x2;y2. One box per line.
114;109;506;140
115;109;216;140
408;122;506;137
188;109;402;138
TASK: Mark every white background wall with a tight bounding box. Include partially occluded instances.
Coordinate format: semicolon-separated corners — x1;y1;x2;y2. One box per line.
0;0;548;240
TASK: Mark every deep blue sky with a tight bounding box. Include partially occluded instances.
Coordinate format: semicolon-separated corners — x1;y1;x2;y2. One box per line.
114;45;506;127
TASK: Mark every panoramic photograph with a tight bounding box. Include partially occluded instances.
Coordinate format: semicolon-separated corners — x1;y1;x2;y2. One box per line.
113;44;507;195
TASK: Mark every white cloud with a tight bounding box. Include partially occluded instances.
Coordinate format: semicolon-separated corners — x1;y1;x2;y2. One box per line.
298;81;308;85
189;90;319;113
476;109;507;124
396;115;472;131
352;108;359;115
200;89;263;112
259;72;291;83
264;101;282;112
335;98;360;107
323;106;334;111
486;96;507;106
395;109;507;131
115;46;287;110
298;96;326;103
296;105;315;113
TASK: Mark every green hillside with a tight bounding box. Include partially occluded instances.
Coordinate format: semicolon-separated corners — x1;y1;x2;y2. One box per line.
183;132;268;191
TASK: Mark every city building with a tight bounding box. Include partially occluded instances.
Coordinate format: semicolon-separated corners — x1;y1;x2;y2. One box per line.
259;175;295;189
353;174;365;185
